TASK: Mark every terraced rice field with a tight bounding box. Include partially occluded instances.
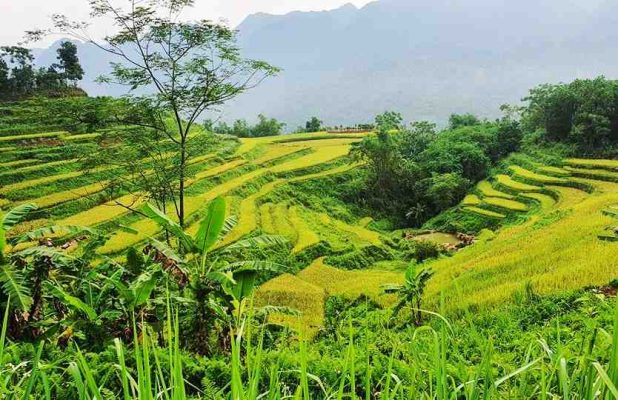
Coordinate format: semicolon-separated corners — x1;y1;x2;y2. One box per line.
447;160;618;310
0;126;368;250
508;165;568;184
255;258;402;336
1;126;395;333
476;181;514;199
3;121;618;332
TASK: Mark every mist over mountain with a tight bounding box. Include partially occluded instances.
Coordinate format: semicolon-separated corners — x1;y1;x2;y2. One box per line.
32;0;618;127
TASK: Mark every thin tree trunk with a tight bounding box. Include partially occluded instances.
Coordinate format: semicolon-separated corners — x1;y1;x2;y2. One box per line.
179;137;186;228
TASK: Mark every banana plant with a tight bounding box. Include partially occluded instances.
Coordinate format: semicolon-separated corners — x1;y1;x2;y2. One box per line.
0;203;100;340
140;196;288;352
383;264;434;326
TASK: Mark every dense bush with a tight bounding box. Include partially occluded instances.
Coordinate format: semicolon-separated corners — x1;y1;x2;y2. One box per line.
349;112;523;226
207;114;285;137
522;76;618;155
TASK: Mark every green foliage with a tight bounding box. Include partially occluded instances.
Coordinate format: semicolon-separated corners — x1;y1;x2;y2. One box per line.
375;111;403;133
350;114;521;226
0;44;85;100
383;264;434;324
326;244;393;270
304;116;322;133
522;76;618;154
448;112;481;129
55;41;84;85
212;114;285;137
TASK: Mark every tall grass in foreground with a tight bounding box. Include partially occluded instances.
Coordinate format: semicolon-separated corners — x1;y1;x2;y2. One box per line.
1;299;618;399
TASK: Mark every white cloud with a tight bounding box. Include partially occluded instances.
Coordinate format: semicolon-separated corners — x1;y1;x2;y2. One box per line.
0;0;373;47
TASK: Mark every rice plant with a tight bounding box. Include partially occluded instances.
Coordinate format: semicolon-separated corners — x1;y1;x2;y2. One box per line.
565;158;618;170
495;174;542;192
483;196;528;212
462;206;506;219
462;194;482;206
509;165;569;184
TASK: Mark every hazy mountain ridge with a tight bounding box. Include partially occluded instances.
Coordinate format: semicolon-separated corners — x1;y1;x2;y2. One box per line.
32;0;618;127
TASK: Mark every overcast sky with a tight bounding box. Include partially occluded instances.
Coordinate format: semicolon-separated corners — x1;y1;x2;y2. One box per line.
0;0;373;47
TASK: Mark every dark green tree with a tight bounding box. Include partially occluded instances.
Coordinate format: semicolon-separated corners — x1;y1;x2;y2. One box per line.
305;116;323;132
55;41;84;85
375;111;403;133
0;46;36;98
251;114;285;137
448;113;481;129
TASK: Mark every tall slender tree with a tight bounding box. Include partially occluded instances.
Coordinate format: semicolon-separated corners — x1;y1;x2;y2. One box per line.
28;0;279;227
54;41;84;86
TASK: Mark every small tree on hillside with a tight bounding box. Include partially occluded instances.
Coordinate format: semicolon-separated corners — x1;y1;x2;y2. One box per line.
0;46;36;98
305;116;322;132
28;0;279;228
448;113;481;129
251;114;285;137
54;41;84;86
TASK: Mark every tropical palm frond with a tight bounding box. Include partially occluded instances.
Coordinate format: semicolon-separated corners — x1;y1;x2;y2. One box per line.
45;282;97;320
205;270;235;286
0;265;32;312
194;196;226;254
1;203;37;231
147;238;184;264
13;246;75;264
255;305;300;317
141;203;195;252
224;234;288;251
129;266;162;308
221;215;238;236
225;260;287;273
12;225;95;245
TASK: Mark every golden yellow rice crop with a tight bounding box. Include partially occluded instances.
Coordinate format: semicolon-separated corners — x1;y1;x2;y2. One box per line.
251;145;307;165
476;181;514;199
298;258;402;304
537;165;571;176
288;163;361;183
259;203;275;233
256;257;401;335
270;145;351;174
8;159;75;174
483;197;528;212
0;131;65;142
271;203;298;242
30;181;108;208
63;133;99;141
564;166;618;182
565;158;618;170
187;159;247;185
289;206;320;253
0;170;85;195
521;192;555;210
0;159;37;168
495;174;542;192
509;165;568;184
59;192;146;226
318;212;381;245
219;180;284;246
462;206;506;219
427;177;618;312
462;194;481;206
358;216;373;227
254;273;325;337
